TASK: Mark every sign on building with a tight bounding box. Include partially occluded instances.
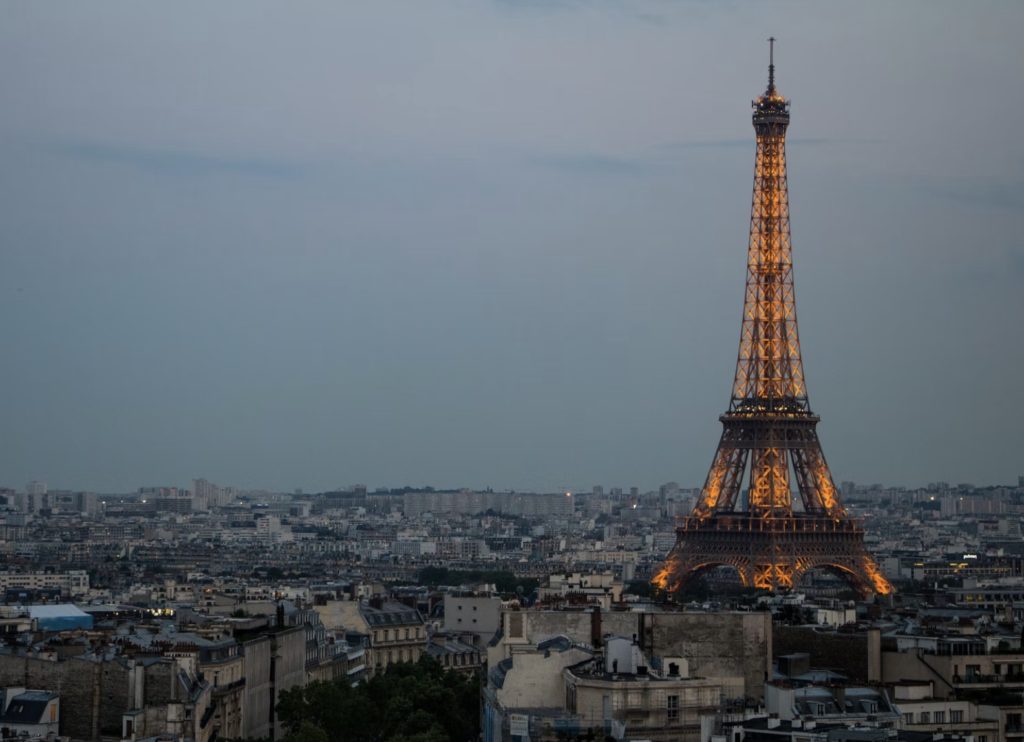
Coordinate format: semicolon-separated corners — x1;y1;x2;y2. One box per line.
509;713;529;739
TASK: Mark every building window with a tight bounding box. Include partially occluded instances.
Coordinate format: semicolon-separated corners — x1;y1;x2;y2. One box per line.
951;710;964;723
667;695;679;723
920;712;930;724
509;613;524;638
903;713;914;725
934;711;945;724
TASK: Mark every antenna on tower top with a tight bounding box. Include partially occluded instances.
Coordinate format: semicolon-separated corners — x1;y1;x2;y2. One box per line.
768;36;776;93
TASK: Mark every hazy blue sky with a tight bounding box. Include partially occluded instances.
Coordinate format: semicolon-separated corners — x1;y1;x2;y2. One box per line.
1;1;1021;493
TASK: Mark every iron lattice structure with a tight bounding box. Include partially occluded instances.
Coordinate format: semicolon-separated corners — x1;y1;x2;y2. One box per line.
655;41;892;597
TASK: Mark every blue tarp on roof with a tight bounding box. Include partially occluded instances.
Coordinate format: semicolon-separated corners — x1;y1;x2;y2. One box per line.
28;604;94;632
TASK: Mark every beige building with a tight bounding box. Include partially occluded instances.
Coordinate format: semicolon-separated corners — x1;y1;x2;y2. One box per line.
565;638;741;742
485;633;743;742
443;593;502;642
537;572;623;610
891;681;999;740
317;599;425;676
881;636;1024;742
488;636;593;716
0;570;89;598
426;633;483;675
490;607;771;703
483;606;766;742
197;641;245;741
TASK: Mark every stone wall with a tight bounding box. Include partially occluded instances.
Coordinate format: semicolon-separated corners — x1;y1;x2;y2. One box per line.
143;660;177;706
273;627;307;739
0;652;183;740
508;609;772;702
773;626;868;681
645;611;772;700
99;659;134;736
242;636;272;740
0;653;129;740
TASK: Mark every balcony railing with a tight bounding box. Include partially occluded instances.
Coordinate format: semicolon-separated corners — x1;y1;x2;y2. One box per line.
955;673;1024;685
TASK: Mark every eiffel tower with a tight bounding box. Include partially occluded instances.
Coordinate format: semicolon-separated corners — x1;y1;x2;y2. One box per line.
654;40;892;597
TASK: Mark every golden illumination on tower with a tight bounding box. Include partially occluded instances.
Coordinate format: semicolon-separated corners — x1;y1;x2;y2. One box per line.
863;557;895;596
691;451;729;519
653;39;893;598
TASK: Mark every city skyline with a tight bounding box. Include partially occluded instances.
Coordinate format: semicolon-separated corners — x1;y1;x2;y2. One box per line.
2;2;1022;493
8;475;1022;500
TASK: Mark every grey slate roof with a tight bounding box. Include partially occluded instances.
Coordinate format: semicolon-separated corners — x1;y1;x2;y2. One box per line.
0;690;56;724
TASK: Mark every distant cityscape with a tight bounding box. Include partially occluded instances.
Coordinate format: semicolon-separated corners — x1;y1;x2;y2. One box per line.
3;475;1024;740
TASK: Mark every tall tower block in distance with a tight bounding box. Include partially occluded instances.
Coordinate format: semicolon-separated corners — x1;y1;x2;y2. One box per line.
654;41;892;597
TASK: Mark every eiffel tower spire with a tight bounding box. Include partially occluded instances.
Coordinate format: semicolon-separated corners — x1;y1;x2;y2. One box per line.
654;42;892;596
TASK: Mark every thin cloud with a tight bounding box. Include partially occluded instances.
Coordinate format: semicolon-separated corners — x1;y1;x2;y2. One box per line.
919;177;1024;212
492;0;670;24
659;138;750;150
524;136;843;176
526;151;654;175
49;141;305;180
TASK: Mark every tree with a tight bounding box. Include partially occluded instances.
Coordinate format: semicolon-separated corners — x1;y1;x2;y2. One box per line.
277;657;479;742
282;722;330;742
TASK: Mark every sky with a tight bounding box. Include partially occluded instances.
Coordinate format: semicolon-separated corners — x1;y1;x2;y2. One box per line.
1;1;1021;494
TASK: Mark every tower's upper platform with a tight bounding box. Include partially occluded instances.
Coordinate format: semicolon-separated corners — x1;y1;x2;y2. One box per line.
753;37;790;127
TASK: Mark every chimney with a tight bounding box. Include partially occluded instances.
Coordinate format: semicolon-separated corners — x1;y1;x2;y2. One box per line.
867;628;882;683
834;686;847;711
591;607;602;648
